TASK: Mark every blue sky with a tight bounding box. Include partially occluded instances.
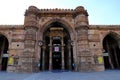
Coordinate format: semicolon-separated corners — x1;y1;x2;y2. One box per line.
0;0;120;25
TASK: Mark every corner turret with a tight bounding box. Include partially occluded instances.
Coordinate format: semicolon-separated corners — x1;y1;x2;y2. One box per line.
24;6;38;28
74;6;89;29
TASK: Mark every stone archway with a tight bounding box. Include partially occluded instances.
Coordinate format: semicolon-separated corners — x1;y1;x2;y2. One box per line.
0;34;9;71
40;18;74;40
103;32;120;69
40;21;74;71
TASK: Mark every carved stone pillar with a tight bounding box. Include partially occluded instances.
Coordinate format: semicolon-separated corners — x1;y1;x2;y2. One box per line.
68;44;72;70
113;46;119;68
61;37;65;70
49;37;52;70
106;41;114;69
42;45;46;71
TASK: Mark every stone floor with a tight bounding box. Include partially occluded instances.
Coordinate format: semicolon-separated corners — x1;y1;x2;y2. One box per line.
0;70;120;80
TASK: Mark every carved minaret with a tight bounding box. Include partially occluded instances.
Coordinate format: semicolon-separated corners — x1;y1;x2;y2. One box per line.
19;6;39;72
74;6;92;71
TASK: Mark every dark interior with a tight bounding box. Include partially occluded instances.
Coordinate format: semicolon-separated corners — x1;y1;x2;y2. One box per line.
41;22;73;71
103;34;120;69
0;35;9;71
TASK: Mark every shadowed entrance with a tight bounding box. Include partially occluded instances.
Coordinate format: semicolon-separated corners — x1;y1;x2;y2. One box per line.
0;34;9;71
40;22;73;71
52;38;62;70
103;33;120;70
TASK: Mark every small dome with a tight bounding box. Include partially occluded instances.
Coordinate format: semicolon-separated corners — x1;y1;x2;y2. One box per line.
75;6;85;11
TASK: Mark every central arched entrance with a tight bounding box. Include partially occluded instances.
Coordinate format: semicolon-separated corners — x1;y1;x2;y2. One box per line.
103;32;120;70
40;22;73;71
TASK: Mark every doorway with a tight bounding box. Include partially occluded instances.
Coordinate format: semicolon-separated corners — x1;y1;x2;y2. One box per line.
41;22;73;71
103;33;120;70
0;34;9;71
52;37;62;70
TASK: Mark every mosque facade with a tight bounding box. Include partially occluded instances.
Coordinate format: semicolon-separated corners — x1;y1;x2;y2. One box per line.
0;6;120;72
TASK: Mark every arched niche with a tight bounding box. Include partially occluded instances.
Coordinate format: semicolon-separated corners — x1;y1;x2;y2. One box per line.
0;34;9;71
39;21;74;71
102;32;120;69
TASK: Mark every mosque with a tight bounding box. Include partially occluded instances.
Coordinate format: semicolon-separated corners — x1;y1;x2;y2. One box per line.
0;6;120;72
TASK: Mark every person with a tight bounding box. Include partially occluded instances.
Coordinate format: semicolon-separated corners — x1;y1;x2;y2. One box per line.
38;63;41;70
72;63;75;71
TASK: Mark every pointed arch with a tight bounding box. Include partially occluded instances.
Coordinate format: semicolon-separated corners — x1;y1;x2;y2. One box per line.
102;32;120;69
0;34;9;71
40;18;74;40
102;31;120;45
39;18;74;71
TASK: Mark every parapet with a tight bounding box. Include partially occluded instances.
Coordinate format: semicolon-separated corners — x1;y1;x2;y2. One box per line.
25;5;88;17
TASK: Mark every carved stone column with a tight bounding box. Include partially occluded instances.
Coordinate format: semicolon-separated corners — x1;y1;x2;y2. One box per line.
42;45;46;71
61;37;65;70
113;46;119;68
68;42;72;70
106;41;114;69
49;37;52;70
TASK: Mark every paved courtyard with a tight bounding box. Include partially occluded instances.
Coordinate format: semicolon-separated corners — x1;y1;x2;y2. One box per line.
0;70;120;80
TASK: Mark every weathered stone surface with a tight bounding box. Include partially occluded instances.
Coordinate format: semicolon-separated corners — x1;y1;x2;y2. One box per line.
11;42;24;49
95;65;105;71
88;34;100;41
89;42;101;49
9;49;24;56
